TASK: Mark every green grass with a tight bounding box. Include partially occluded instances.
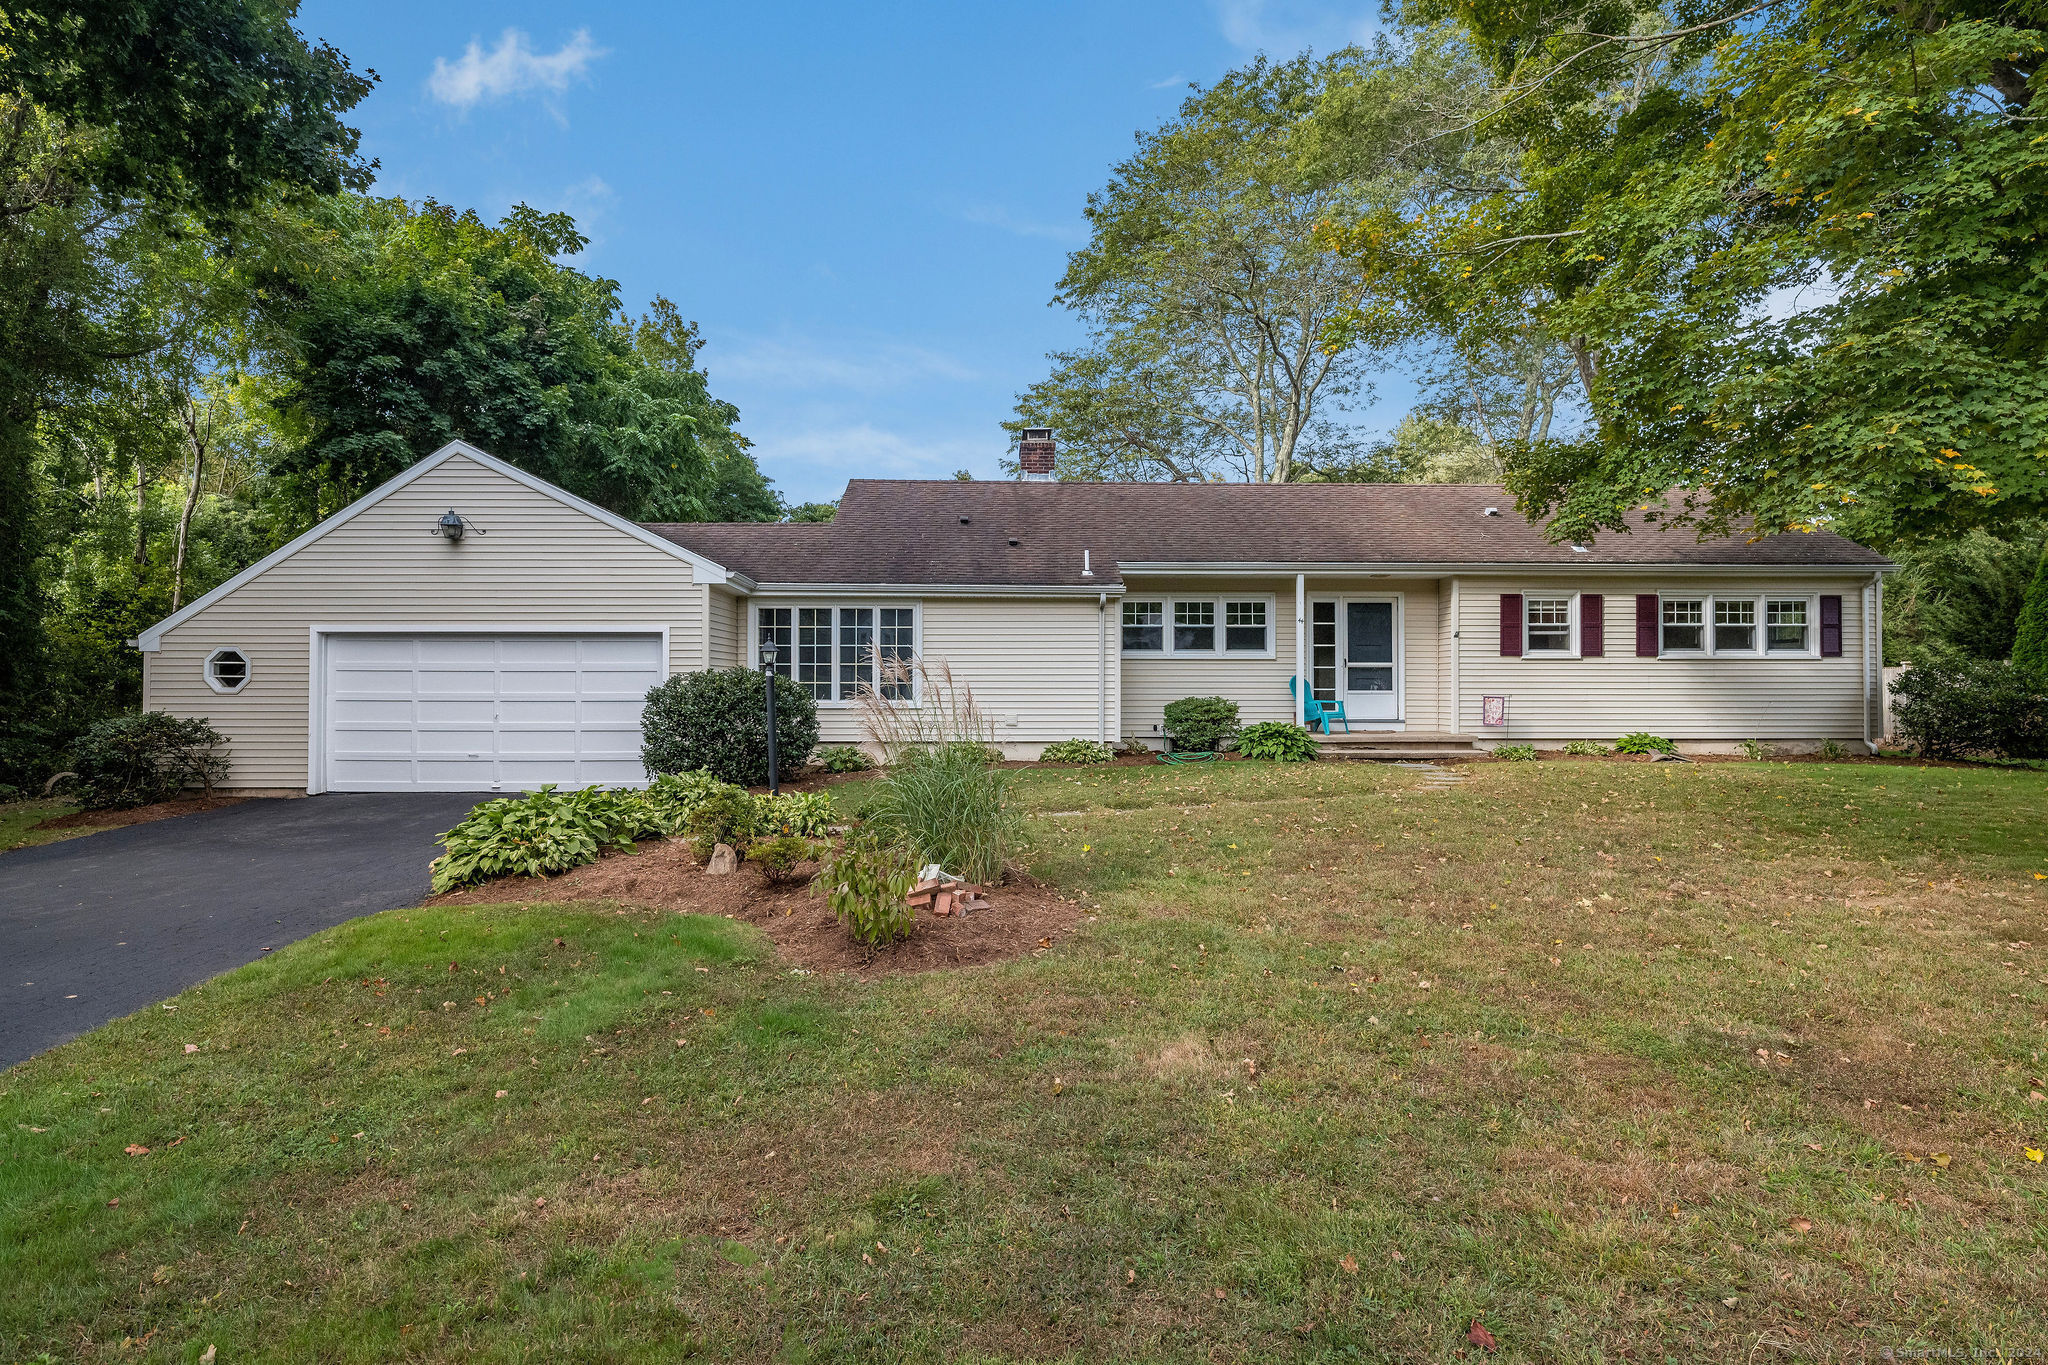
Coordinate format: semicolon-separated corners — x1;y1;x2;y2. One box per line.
5;759;2048;1362
1;798;85;851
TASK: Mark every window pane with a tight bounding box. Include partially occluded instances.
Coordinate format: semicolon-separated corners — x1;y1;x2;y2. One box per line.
878;607;915;700
210;651;247;687
1661;598;1704;652
1346;602;1393;663
1311;601;1337;701
1174;600;1215;652
1348;666;1394;692
1714;599;1757;653
797;608;834;699
838;607;874;699
1766;599;1808;652
756;607;792;676
1526;596;1572;652
1224;600;1267;651
1122;600;1163;652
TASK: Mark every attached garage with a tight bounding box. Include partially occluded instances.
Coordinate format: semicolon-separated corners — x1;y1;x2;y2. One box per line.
318;631;666;793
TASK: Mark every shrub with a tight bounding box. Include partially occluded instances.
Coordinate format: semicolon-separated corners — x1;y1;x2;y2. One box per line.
1613;732;1678;757
1892;656;2048;758
1162;696;1240;753
1738;739;1775;761
430;785;647;894
1492;742;1538;761
868;742;1017;885
1815;737;1851;761
756;790;835;837
752;834;822;885
817;824;918;949
812;745;874;773
2015;540;2048;676
641;667;819;787
641;770;727;834
69;712;230;810
1039;738;1115;765
683;782;759;861
1234;721;1319;762
1560;739;1609;757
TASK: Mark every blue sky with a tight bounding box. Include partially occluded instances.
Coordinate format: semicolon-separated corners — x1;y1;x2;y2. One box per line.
297;1;1392;506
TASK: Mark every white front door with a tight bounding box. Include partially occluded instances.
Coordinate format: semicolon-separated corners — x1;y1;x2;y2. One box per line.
321;632;664;792
1341;597;1401;723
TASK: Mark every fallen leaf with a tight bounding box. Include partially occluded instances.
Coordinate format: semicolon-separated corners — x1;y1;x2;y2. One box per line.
2027;1148;2044;1163
1212;1287;1227;1299
1933;1153;1952;1169
107;1198;119;1207
183;1044;198;1054
124;1144;149;1156
1389;1248;1405;1263
1791;1217;1812;1232
1126;1268;1136;1284
1467;1319;1498;1351
1339;1255;1359;1274
533;1197;546;1208
199;1348;216;1365
1722;1296;1738;1307
495;1090;509;1099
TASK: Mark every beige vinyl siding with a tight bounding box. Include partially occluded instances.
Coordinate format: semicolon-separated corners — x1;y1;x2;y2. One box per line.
145;453;704;788
707;585;742;668
1456;575;1875;742
1120;577;1443;740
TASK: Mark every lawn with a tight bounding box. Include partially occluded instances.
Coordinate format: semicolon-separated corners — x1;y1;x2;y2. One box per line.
3;759;2046;1362
1;798;87;851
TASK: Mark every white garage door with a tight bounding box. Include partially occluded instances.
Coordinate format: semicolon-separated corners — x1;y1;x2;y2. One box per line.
322;633;664;792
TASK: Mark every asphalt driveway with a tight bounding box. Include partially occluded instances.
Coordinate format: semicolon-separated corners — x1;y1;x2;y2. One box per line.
1;793;486;1067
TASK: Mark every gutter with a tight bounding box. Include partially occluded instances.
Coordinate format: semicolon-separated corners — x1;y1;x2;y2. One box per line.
1117;561;1896;577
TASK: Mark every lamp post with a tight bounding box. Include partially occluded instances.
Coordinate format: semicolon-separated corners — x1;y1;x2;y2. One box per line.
758;638;780;796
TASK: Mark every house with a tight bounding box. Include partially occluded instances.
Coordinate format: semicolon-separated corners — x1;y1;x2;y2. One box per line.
134;438;1893;792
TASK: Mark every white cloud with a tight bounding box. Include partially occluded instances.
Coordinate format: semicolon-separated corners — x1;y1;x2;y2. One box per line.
1214;0;1376;53
956;202;1086;244
758;423;989;479
1149;73;1190;90
428;29;605;110
708;337;976;394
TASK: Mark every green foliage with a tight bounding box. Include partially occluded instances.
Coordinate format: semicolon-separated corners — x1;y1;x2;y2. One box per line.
1233;722;1320;762
1038;739;1116;765
1815;738;1852;762
68;712;228;810
1560;739;1609;757
683;784;759;861
1612;733;1677;757
640;667;820;788
750;835;821;886
867;742;1018;886
811;745;874;774
429;785;658;894
2014;543;2048;677
640;770;728;834
1884;525;2048;664
1492;742;1537;762
1738;739;1775;762
755;791;835;838
1891;658;2048;760
1162;696;1240;754
782;500;837;523
817;824;917;949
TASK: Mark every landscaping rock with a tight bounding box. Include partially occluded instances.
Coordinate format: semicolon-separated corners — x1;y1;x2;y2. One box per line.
705;842;740;875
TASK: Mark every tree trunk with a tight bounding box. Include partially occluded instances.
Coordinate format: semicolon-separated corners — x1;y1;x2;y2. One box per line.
134;456;147;566
171;408;206;611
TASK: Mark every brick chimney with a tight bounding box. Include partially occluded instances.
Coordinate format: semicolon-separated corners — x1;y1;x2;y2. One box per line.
1018;427;1056;481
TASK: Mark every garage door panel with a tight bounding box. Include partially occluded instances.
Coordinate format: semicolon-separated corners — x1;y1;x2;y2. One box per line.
322;632;661;792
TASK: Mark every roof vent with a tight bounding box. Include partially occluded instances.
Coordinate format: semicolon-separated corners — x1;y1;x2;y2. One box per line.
1481;506;1501;517
1570;543;1590;553
959;516;971;524
1019;427;1056;481
1008;537;1021;547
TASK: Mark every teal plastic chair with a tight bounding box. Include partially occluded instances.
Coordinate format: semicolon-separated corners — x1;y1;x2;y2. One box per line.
1289;677;1350;733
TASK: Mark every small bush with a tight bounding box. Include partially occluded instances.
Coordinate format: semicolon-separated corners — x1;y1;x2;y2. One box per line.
812;745;874;773
1815;737;1851;761
1560;739;1609;757
684;782;758;862
1892;656;2048;759
869;742;1017;885
430;785;649;894
1613;732;1678;757
1039;739;1115;765
70;712;230;811
641;770;727;834
818;824;918;949
641;667;820;787
752;835;822;885
756;790;835;837
1738;738;1774;761
1234;721;1319;762
1162;696;1240;754
1493;742;1538;762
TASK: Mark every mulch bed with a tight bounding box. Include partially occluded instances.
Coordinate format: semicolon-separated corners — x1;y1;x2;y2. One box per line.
34;793;255;831
429;838;1087;979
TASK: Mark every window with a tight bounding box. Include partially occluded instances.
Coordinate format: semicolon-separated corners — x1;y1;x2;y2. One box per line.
1714;598;1758;653
1122;600;1164;652
1661;598;1705;652
1224;600;1267;652
204;647;250;694
1310;601;1337;700
1525;596;1574;654
1766;599;1809;653
758;604;915;702
1173;600;1215;652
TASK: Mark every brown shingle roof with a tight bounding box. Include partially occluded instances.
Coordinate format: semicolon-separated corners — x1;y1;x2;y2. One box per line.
643;480;1890;588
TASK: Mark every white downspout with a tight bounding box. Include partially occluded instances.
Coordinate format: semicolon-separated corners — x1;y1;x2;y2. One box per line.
1098;592;1108;744
1295;573;1307;726
1862;574;1881;754
1447;577;1462;735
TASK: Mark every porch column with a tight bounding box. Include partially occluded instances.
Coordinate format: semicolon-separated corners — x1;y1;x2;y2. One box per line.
1295;573;1307;727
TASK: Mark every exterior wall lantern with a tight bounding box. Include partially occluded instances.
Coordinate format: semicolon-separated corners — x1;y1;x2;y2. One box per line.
758;638;781;796
432;511;485;542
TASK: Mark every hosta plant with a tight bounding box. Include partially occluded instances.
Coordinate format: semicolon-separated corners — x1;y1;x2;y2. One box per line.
756;790;835;837
1234;722;1319;762
1560;739;1609;757
1039;739;1115;765
684;783;759;862
430;785;646;894
1492;743;1538;762
812;745;875;773
1613;732;1678;757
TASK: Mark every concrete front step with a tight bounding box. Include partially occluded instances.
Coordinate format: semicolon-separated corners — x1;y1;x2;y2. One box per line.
1316;731;1478;750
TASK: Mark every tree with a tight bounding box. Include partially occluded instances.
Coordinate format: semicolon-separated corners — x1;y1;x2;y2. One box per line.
1016;53;1407;484
1332;0;2048;544
1885;524;2048;664
2015;542;2048;677
783;500;837;523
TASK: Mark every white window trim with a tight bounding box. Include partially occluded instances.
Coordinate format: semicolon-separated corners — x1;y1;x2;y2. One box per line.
754;599;920;707
204;646;252;694
1121;594;1278;659
1658;593;1820;659
1521;593;1580;659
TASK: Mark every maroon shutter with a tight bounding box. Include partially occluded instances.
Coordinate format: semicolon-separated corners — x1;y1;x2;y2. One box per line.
1499;594;1523;656
1819;595;1843;656
1580;593;1604;657
1635;594;1659;657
